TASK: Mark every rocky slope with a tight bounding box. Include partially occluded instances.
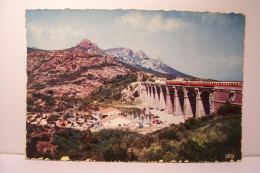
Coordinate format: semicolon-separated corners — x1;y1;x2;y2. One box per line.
27;39;133;99
104;47;191;78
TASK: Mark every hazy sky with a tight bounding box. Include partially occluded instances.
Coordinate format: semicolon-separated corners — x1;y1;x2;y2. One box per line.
26;9;245;81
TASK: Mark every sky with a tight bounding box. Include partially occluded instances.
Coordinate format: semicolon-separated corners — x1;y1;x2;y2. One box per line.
26;9;245;81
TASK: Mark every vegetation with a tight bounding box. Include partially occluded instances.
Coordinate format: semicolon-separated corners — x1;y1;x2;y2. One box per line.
217;101;241;115
26;106;241;162
26;126;140;161
119;107;142;116
27;92;56;112
90;73;137;102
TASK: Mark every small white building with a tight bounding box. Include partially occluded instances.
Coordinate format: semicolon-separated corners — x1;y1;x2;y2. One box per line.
101;115;133;128
100;107;122;118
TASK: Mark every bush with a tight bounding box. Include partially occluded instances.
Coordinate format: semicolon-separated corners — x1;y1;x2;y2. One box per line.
176;123;186;131
158;128;179;141
27;97;35;106
217;101;241;115
91;74;137;102
102;144;128;162
52;128;85;157
183;118;201;130
161;141;177;153
177;140;203;162
132;135;154;149
147;149;163;162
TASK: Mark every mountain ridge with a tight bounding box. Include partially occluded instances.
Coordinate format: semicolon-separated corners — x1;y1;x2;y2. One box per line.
28;39;193;79
104;47;192;78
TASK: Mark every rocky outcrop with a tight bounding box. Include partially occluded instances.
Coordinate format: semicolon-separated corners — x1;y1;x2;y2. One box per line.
76;39;100;51
121;82;142;103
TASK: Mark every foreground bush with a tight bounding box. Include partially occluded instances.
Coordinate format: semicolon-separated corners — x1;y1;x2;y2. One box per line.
158;128;179;141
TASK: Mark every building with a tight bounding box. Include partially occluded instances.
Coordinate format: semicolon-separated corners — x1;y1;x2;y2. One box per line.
100;107;122;118
101;114;133;128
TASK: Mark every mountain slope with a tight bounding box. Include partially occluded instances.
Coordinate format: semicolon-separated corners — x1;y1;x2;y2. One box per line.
104;47;192;78
27;39;134;99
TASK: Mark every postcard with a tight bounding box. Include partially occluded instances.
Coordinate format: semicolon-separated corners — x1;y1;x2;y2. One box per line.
26;9;244;162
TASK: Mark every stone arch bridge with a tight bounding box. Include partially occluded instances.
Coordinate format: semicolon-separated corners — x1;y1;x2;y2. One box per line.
140;82;242;119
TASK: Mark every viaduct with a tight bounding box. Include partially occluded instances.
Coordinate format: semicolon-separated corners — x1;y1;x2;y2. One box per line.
140;82;242;119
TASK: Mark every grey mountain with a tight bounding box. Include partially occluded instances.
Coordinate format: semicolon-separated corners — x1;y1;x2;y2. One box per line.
104;47;192;78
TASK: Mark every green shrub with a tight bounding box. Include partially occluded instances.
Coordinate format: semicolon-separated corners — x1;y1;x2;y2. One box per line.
161;141;177;153
103;144;128;162
162;152;177;162
183;118;201;130
27;97;35;106
132;135;154;149
176;123;186;131
147;149;163;162
177;140;203;162
52;128;85;157
91;74;137;102
158;128;179;141
217;101;241;115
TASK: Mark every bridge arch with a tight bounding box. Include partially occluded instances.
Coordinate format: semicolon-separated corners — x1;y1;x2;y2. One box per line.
187;89;197;117
156;85;161;101
200;90;210;115
176;88;184;114
229;92;236;102
168;87;175;110
161;85;167;103
152;85;156;99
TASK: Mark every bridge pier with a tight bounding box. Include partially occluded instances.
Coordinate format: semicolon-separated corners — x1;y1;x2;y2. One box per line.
140;84;147;105
183;88;188;119
185;88;196;119
196;91;202;118
146;85;152;109
154;85;160;111
175;88;184;116
165;86;174;114
150;85;155;109
159;85;166;112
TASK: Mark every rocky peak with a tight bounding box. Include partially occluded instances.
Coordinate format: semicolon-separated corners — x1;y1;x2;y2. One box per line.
76;39;99;50
126;48;132;53
156;57;162;63
137;50;148;59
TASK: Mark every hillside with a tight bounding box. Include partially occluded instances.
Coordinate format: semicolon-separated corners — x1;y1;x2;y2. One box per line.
27;39;142;112
27;39;134;98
